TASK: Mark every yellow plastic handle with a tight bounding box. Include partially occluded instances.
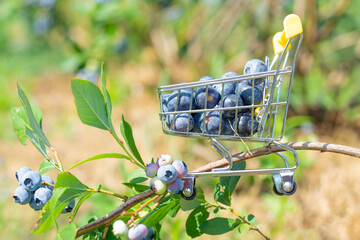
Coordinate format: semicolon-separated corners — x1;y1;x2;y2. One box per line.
273;31;291;55
283;14;303;39
273;14;302;54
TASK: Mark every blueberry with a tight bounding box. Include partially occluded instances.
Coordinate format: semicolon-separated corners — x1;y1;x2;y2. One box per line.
167;90;194;112
16;167;31;184
165;113;174;129
221;94;245;118
112;220;128;237
221;118;235;135
146;163;159;178
140;228;154;240
157;165;177;184
171;160;188;179
149;177;167;194
20;170;42;191
221;72;239;89
172;113;194;132
30;188;53;210
41;175;54;191
199;111;225;134
243;59;268;85
157;154;173;167
240;87;263;105
167;178;184;194
13;186;32;205
195;86;221;109
128;224;148;240
199;76;215;82
61;199;75;213
192;112;202;133
234;112;258;136
76;68;99;84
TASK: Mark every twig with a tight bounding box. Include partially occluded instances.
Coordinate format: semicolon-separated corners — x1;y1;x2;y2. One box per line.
75;141;360;238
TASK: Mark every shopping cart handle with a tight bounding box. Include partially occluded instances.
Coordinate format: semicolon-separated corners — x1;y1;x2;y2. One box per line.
283;14;303;39
273;31;291;55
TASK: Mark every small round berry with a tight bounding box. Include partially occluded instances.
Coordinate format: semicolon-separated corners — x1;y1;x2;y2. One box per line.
15;166;31;184
41;175;54;191
13;186;32;205
61;199;75;214
20;170;42;191
145;163;159;178
167;178;184;194
157;165;177;184
157;154;173;167
112;220;128;237
149;177;167;195
171;160;188;179
34;188;52;205
128;224;148;240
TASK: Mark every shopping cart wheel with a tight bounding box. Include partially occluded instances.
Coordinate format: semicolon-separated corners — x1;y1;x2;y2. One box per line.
180;186;197;200
281;181;297;196
272;184;284;196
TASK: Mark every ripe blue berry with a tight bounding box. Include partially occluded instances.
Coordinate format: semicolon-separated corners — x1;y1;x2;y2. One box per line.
61;199;75;213
213;73;236;96
240;87;263;106
221;118;235;135
199;111;225;134
15;166;31;184
112;220;128;237
195;86;221;109
172;113;194;132
167;90;194;112
34;188;52;206
172;160;188;179
234;112;258;136
157;154;173;167
243;59;268;85
149;177;167;194
128;224;148;240
167;178;184;194
20;170;42;191
146;163;159;178
221;94;245;118
140;228;154;240
13;186;32;205
199;76;215;82
41;175;54;191
221;72;239;89
157;165;177;184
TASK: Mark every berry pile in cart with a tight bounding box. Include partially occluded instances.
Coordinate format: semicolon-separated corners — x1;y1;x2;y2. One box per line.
13;166;74;213
162;59;267;137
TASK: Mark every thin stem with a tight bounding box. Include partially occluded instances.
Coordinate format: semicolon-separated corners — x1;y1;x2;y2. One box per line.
42;182;55;188
109;130;145;169
51;147;64;172
88;188;128;201
101;225;110;240
133;195;159;216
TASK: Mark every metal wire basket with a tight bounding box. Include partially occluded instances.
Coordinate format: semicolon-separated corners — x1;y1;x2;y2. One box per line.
157;14;304;197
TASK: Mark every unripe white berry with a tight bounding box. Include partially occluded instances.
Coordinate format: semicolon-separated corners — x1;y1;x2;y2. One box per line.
112;220;128;237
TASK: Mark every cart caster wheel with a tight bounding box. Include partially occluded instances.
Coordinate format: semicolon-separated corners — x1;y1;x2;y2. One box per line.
273;184;283;196
282;181;297;196
181;186;197;200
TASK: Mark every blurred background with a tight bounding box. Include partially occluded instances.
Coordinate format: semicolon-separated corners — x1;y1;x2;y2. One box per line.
1;0;360;239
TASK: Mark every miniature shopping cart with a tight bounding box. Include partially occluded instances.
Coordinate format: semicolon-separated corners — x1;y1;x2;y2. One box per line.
157;14;303;199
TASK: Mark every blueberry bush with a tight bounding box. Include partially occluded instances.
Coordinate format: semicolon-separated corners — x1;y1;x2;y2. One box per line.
11;66;270;239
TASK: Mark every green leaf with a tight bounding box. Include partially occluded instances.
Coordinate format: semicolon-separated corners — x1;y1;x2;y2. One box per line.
39;159;57;174
70;193;93;223
71;79;110;130
127;168;147;184
220;161;246;198
17;84;51;147
55;172;88;192
25;127;49;159
213;183;230;206
140;200;178;228
123;182;150;193
67;153;131;171
199;217;241;235
54;223;77;240
100;64;113;126
120;115;144;166
186;205;209;238
168;203;181;217
247;214;257;225
180;198;201;211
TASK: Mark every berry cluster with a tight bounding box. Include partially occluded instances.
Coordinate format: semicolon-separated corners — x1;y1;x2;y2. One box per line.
13;166;75;213
162;59;267;137
112;220;154;240
146;154;188;194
